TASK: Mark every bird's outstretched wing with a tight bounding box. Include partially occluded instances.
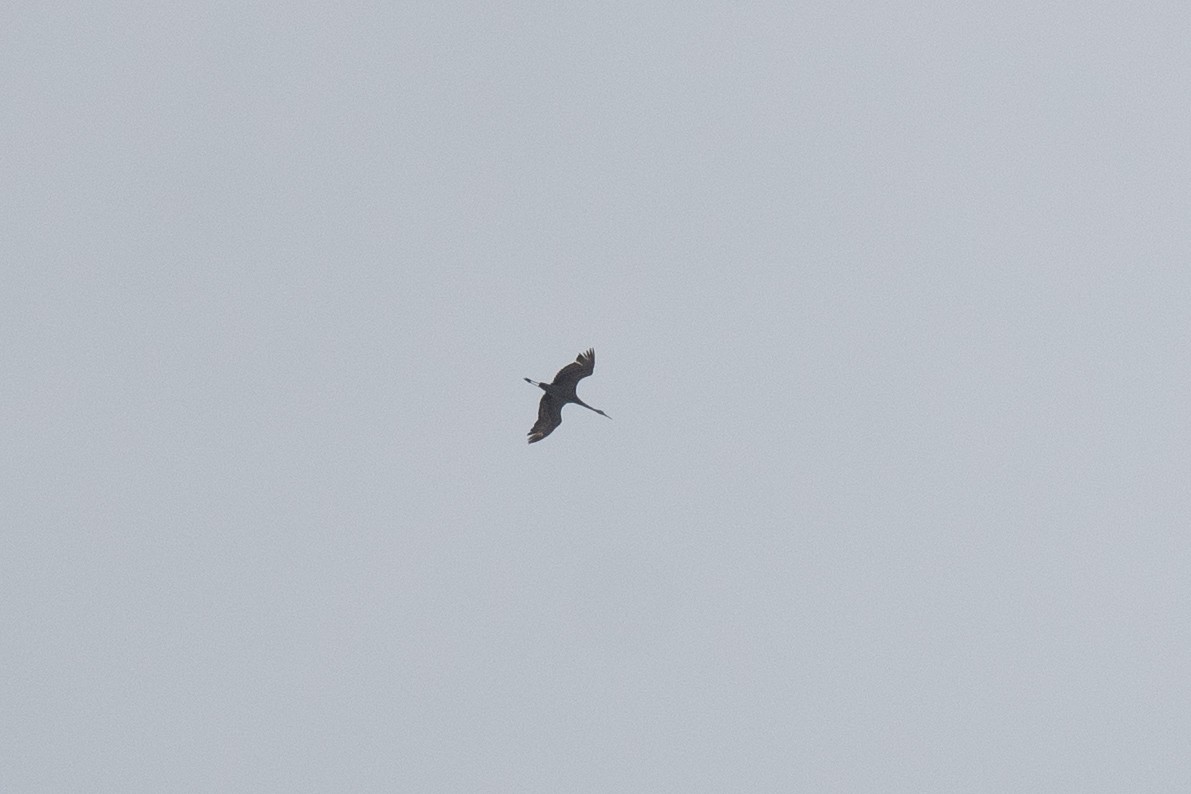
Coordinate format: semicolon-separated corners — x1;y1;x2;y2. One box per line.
551;348;595;387
528;393;563;443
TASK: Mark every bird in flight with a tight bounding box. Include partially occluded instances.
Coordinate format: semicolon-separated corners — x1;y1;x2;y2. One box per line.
524;348;610;443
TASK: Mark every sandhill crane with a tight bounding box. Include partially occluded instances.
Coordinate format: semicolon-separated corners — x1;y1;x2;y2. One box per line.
524;348;610;443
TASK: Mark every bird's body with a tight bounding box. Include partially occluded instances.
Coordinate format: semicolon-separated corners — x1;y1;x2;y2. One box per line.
524;348;609;443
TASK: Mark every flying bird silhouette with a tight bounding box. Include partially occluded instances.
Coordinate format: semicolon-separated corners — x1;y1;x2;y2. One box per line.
524;348;610;443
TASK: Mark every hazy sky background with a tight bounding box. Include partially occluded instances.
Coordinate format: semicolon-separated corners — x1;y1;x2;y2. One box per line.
4;2;1189;790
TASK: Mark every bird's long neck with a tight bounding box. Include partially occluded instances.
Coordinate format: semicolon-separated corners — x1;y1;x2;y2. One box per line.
576;399;609;418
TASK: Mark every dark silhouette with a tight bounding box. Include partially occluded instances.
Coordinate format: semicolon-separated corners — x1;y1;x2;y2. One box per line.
524;348;610;443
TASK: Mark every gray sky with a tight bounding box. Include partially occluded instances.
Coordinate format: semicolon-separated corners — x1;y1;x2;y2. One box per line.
4;2;1190;790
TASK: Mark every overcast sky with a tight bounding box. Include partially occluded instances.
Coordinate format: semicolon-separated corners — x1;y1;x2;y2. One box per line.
4;2;1190;790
